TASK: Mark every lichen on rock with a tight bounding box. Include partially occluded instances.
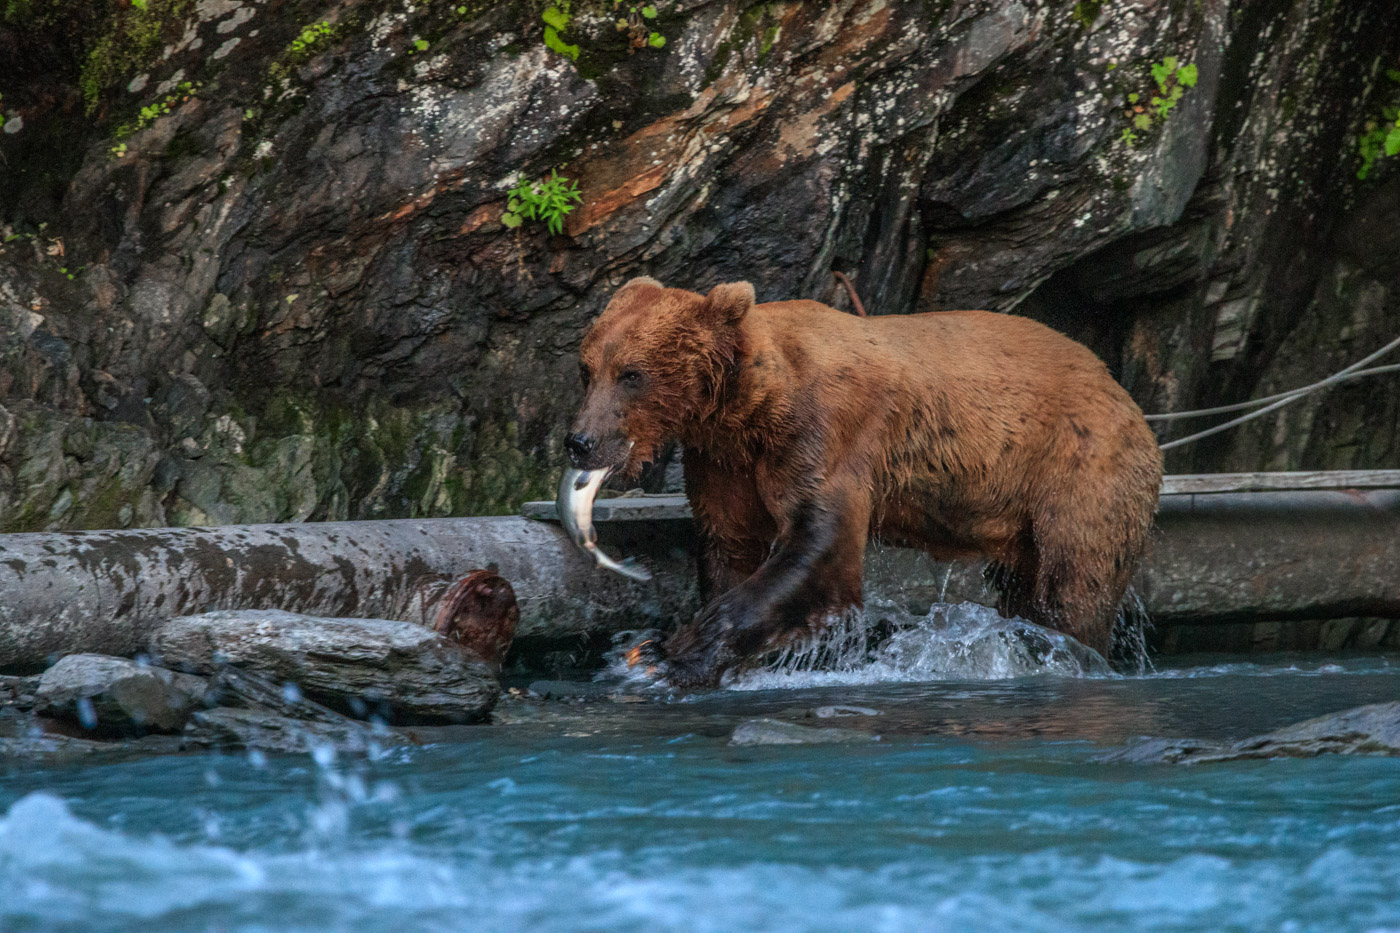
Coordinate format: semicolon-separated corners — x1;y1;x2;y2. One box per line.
0;0;1397;530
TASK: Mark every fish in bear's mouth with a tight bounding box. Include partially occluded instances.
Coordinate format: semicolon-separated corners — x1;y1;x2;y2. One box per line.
556;445;652;583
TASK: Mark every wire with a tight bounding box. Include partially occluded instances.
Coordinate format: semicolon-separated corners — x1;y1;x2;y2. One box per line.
1153;334;1400;452
1147;333;1400;422
1148;363;1400;421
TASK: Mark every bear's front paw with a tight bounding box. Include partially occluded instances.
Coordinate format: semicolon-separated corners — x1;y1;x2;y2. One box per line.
661;602;748;687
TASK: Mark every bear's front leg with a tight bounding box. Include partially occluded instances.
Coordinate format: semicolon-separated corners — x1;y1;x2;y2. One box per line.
663;483;871;686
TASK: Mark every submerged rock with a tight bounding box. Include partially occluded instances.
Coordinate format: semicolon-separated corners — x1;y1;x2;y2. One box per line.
1098;701;1400;765
526;680;617;700
33;654;209;734
811;705;883;719
729;718;879;747
150;609;499;724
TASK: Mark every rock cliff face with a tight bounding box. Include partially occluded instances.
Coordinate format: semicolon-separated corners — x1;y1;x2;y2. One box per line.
1;0;1397;531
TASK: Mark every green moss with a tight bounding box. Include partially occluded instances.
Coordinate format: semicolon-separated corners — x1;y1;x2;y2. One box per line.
1072;0;1103;28
758;23;779;62
79;0;194;114
703;3;774;87
1356;67;1400;181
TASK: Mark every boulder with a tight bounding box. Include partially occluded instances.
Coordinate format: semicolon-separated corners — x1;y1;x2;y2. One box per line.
1098;701;1400;764
729;718;879;747
33;654;208;734
150;609;499;724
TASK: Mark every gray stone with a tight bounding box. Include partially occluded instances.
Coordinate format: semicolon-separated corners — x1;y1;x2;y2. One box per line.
186;707;407;755
811;705;883;719
1094;736;1230;765
729;718;878;747
0;732;187;764
1097;702;1400;765
527;680;616;700
150;609;499;724
0;675;38;709
34;654;208;734
0;0;1395;542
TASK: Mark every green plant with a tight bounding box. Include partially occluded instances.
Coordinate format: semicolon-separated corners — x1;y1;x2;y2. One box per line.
615;2;665;51
108;79;198;156
502;171;583;234
1072;0;1102;28
1357;68;1400;181
1120;56;1197;146
542;4;579;61
288;20;337;57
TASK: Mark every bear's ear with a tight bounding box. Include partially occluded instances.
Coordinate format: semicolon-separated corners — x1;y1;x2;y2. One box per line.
615;276;664;299
604;276;664;311
702;281;755;325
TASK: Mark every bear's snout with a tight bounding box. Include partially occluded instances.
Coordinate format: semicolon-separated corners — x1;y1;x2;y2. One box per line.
565;432;596;468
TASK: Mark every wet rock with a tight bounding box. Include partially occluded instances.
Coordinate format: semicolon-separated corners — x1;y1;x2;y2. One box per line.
1094;736;1230;766
729;718;879;747
526;680;617;700
2;1;1397;533
0;731;187;765
33;654;209;735
186;707;405;756
1098;702;1400;764
811;705;883;719
150;609;500;724
0;675;37;710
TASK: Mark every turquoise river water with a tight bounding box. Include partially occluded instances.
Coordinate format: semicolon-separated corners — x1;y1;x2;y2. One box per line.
2;652;1399;932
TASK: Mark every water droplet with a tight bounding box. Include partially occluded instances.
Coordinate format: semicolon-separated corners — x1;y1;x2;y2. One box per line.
76;697;98;730
311;742;336;769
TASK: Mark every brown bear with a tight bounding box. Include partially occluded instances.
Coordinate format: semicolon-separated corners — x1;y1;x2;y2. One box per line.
567;277;1163;685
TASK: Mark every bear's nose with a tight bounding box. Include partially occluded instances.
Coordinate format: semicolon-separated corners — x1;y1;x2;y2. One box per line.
565;432;596;467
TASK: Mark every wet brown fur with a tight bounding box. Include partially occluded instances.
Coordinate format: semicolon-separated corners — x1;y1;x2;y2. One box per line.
572;278;1163;685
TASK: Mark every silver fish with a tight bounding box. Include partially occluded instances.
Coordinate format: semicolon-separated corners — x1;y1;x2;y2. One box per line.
557;464;653;582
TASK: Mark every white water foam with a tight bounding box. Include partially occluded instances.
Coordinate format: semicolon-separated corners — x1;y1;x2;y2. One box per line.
725;602;1112;690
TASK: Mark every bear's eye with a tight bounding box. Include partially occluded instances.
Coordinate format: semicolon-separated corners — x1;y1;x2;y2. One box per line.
617;369;644;389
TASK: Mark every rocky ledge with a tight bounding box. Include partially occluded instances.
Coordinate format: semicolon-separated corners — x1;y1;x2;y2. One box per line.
0;570;520;760
1098;702;1400;764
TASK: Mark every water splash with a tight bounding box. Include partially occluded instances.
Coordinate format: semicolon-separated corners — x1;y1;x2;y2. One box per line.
1111;587;1156;675
726;602;1112;690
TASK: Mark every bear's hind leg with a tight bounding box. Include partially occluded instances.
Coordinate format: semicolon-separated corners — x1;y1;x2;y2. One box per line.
1022;494;1150;658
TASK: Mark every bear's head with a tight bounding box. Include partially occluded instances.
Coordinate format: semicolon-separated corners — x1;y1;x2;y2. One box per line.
567;276;755;476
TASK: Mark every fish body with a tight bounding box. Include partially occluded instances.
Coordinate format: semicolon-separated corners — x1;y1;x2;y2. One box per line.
557;466;653;582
